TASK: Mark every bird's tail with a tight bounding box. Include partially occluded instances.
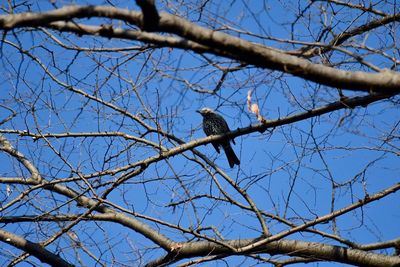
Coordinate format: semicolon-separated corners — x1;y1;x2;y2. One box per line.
223;144;240;168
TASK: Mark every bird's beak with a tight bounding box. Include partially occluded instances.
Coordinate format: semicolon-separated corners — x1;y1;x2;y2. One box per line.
196;110;201;114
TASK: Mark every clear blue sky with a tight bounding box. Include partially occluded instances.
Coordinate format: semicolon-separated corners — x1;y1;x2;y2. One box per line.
0;1;399;266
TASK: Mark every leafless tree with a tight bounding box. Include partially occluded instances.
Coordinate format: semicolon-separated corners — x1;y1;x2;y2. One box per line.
0;1;399;266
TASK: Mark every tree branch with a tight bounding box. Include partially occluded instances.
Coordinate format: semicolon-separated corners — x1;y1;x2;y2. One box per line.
0;93;396;180
0;229;74;267
146;237;400;267
0;134;42;182
1;5;399;93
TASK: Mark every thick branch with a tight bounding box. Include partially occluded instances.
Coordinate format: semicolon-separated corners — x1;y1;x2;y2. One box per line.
1;5;399;93
0;229;74;267
2;214;399;267
146;238;400;267
157;13;400;93
0;5;142;29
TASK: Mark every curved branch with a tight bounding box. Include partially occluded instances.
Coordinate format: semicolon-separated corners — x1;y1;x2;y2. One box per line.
0;93;396;181
45;21;211;53
0;229;74;267
155;92;397;165
145;182;400;266
1;5;399;93
146;238;400;267
0;134;42;182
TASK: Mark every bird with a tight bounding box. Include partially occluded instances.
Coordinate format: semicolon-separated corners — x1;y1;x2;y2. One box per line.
197;107;240;168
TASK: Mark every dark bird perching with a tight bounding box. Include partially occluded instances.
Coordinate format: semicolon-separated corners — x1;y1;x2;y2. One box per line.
197;108;240;168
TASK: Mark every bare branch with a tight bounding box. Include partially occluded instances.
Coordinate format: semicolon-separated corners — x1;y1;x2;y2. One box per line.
0;229;74;267
1;5;399;92
0;135;42;182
